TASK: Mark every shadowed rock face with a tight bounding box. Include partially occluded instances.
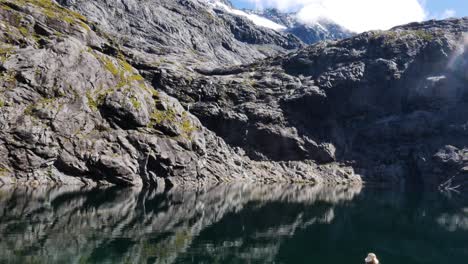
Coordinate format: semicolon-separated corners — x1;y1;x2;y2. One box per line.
152;18;468;189
0;184;362;264
280;20;468;188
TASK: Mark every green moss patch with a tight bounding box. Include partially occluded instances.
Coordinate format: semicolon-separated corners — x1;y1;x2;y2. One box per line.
86;50;157;112
180;117;196;136
18;26;29;36
1;0;91;31
150;108;176;124
0;71;16;85
373;29;436;45
0;45;15;63
22;97;61;116
412;30;434;41
34;0;89;25
130;96;141;109
148;104;199;139
86;91;98;111
0;166;10;176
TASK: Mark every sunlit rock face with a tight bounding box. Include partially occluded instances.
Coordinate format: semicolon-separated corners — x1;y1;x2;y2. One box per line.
56;0;303;69
0;0;250;186
0;184;361;263
0;0;360;187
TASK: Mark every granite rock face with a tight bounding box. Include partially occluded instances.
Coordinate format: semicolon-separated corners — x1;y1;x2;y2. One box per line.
131;15;467;188
57;0;303;68
0;0;360;187
0;0;244;186
2;0;467;189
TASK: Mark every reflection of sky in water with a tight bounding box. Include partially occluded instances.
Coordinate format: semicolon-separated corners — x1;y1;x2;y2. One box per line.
0;185;467;264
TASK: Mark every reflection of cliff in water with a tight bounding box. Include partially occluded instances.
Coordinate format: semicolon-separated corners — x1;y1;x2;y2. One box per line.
0;184;361;264
0;185;467;264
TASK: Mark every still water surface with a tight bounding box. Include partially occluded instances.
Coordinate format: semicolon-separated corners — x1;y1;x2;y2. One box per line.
0;184;467;263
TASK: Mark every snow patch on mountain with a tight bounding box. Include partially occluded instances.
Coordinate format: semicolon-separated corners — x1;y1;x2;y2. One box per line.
204;0;287;30
200;1;352;44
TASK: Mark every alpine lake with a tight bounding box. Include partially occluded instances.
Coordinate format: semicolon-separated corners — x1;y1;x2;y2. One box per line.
0;183;467;264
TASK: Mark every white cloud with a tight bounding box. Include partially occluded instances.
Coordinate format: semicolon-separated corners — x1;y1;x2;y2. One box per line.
242;0;427;32
440;9;456;19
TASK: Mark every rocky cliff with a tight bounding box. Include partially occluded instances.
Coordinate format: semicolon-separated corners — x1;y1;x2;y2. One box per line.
184;19;468;188
0;0;467;190
183;19;468;188
0;0;252;186
0;0;360;187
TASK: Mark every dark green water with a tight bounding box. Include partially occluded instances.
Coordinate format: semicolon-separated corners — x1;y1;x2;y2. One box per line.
0;184;467;264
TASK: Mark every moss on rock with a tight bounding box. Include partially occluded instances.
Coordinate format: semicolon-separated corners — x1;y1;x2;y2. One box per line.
2;0;91;31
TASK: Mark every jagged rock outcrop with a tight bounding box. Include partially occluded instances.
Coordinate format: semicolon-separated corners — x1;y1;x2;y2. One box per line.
0;0;361;187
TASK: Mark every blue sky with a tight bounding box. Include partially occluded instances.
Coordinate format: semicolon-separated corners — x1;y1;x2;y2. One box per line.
230;0;467;32
424;0;468;18
232;0;468;19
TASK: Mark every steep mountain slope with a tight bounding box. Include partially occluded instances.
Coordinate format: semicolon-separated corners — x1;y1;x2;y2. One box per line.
0;0;247;186
248;8;354;44
56;0;302;69
0;0;360;187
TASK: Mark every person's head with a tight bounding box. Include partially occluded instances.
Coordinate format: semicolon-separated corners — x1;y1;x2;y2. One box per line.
365;253;379;264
